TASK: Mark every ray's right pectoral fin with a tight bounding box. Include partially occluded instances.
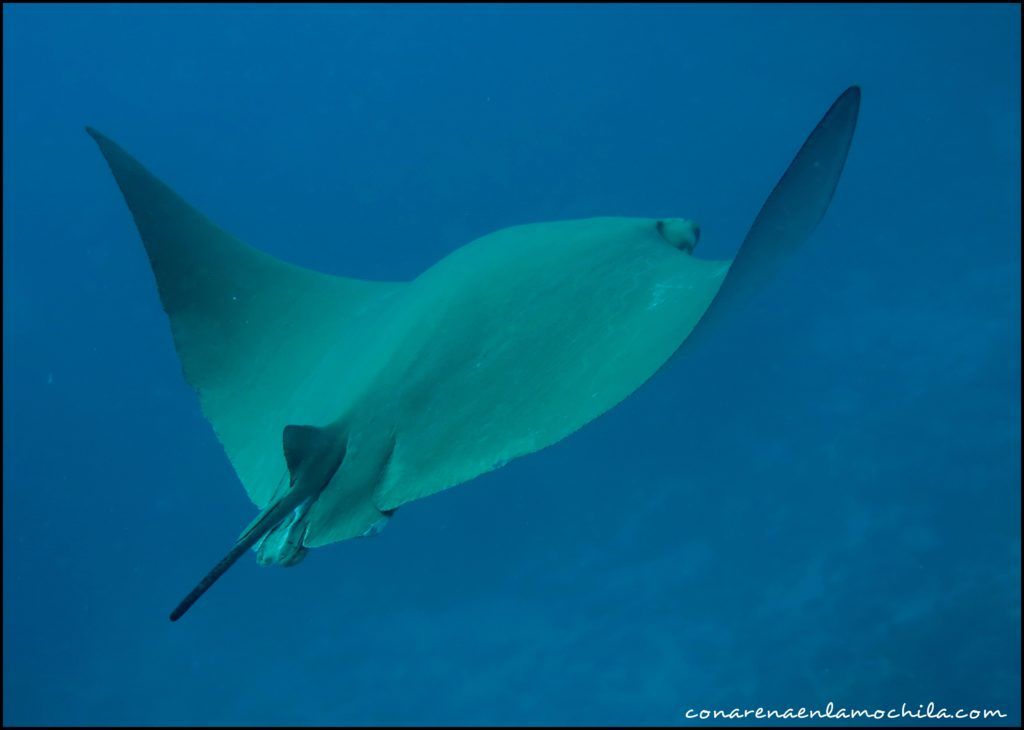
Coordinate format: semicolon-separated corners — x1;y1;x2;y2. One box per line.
681;85;861;353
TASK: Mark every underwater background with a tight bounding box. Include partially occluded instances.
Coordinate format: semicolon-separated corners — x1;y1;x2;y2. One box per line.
3;3;1020;726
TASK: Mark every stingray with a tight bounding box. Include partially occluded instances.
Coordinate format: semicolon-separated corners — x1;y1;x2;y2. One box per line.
87;86;860;621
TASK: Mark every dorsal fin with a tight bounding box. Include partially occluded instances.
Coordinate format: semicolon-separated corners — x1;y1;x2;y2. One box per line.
87;127;406;508
283;424;332;477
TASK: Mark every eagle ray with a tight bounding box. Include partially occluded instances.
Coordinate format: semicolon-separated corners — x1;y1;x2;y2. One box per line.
86;86;861;621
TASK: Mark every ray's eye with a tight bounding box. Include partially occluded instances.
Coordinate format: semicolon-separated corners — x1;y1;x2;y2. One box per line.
655;218;700;252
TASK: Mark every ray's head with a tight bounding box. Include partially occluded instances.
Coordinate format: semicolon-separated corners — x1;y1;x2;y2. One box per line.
656;217;701;253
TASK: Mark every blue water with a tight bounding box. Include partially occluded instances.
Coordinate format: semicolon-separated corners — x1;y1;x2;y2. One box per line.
3;4;1020;726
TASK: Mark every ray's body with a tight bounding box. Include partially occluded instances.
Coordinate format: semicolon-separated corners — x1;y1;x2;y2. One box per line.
87;86;861;621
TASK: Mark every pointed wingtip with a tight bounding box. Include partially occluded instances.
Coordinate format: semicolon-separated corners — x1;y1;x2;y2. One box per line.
84;126;123;160
829;85;862;125
84;126;124;166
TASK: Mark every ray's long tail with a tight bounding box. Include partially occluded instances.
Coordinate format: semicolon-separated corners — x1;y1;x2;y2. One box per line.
169;491;300;622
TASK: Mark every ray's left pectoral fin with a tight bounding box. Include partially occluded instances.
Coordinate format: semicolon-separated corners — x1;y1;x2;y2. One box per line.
86;126;406;511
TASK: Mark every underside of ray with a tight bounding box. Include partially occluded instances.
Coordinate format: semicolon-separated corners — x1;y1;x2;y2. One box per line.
86;127;405;509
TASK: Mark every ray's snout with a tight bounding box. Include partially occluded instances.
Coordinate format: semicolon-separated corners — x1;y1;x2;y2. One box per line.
657;218;701;253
